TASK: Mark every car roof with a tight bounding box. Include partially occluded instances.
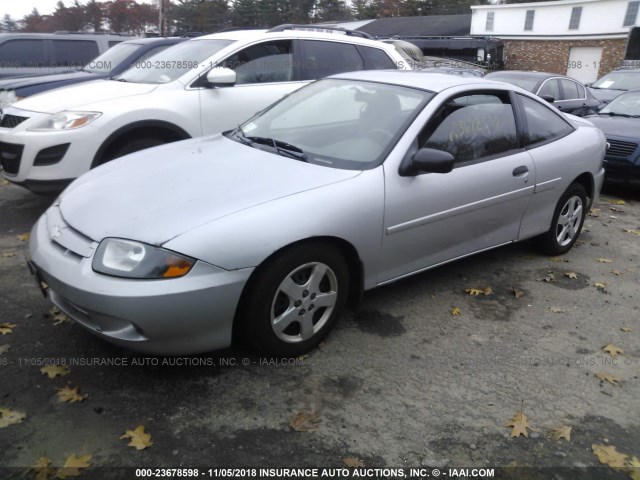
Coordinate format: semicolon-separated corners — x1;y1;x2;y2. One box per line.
120;37;187;46
486;70;559;79
0;32;133;40
330;70;509;92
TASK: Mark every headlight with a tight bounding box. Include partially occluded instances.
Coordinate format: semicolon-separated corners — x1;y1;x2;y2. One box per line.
92;238;195;279
29;111;101;131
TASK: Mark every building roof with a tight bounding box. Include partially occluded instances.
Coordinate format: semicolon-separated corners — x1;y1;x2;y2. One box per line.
357;14;472;37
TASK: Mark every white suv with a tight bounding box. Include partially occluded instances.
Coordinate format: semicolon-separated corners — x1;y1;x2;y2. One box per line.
0;27;411;194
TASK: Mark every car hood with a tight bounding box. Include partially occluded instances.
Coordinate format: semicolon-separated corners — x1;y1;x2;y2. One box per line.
13;79;157;114
585;115;640;137
59;135;361;246
588;87;624;103
0;71;95;91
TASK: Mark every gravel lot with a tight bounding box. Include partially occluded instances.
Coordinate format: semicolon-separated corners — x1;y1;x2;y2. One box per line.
0;180;638;479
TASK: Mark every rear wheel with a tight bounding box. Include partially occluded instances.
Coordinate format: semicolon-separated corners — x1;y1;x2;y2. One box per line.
239;243;349;356
537;182;587;255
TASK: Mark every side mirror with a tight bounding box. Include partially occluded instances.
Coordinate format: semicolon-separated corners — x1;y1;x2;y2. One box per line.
205;67;236;88
540;94;555;104
400;148;455;176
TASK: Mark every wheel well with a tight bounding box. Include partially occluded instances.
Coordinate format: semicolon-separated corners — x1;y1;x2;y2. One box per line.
572;173;595;209
93;122;190;168
231;237;364;343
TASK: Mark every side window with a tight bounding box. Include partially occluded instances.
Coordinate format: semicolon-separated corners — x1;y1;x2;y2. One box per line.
222;40;293;85
420;92;518;164
52;40;99;68
538;79;561;100
109;41;123;48
519;94;573;146
356;46;396;70
559;78;583;100
300;40;364;80
0;40;46;68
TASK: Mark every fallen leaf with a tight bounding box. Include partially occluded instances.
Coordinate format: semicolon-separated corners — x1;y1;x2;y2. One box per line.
538;272;556;283
16;233;30;242
597;258;613;264
0;344;9;355
592;444;628;470
120;425;153;450
602;344;624;358
609;215;618;219
511;287;525;298
450;307;461;316
56;454;92;479
289;411;321;432
0;179;9;186
1;252;16;258
40;365;70;379
465;288;483;296
505;411;532;438
343;457;365;468
57;386;87;403
0;407;26;428
594;282;607;290
565;272;578;279
609;206;624;212
627;457;640;480
552;425;572;442
587;209;600;217
482;286;493;296
0;323;16;335
607;199;626;205
611;269;623;276
49;307;71;325
549;307;565;313
621;327;631;333
31;456;55;480
595;372;622;385
623;229;640;235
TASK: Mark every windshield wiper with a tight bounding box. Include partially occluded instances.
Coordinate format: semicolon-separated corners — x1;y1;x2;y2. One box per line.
227;128;308;161
605;112;633;117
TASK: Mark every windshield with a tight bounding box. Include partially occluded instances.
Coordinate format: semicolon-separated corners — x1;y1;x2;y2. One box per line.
600;90;640;116
83;42;143;74
486;75;538;92
592;71;640;90
117;39;233;84
233;79;433;170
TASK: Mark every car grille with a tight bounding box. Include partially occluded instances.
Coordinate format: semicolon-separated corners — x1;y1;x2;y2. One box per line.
0;114;28;129
606;139;638;159
0;141;24;175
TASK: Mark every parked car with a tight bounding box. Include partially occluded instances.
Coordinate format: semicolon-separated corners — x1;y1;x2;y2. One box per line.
585;89;640;185
0;27;409;194
0;37;187;111
588;68;640;104
0;32;134;79
420;67;484;77
485;70;601;116
28;71;606;356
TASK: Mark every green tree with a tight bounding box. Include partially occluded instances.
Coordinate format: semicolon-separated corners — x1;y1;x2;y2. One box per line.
314;0;352;22
85;0;105;31
21;8;50;32
1;14;19;32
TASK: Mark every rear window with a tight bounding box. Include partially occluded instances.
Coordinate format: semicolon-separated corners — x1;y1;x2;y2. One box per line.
0;39;46;68
357;46;396;70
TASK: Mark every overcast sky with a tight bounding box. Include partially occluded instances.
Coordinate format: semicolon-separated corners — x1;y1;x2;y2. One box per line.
4;0;156;21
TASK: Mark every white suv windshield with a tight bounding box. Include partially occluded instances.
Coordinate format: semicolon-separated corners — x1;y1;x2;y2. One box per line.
117;39;233;84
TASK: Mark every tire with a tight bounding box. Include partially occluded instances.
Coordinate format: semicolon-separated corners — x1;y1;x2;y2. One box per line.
537;182;587;255
238;243;349;357
99;137;165;166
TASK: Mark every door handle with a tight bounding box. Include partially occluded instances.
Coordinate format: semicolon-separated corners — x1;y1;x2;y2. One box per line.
513;166;529;176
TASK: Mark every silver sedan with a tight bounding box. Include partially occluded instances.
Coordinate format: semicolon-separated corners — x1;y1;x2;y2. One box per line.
29;71;606;356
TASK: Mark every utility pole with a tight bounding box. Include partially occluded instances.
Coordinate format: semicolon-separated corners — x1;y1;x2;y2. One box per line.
158;0;169;36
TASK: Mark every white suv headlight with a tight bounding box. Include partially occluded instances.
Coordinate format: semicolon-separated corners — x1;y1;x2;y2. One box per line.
93;238;195;279
29;111;101;131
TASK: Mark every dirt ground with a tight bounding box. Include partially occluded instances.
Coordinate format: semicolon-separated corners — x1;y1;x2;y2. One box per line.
0;180;638;479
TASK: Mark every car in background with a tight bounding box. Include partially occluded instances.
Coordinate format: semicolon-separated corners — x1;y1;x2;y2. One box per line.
0;37;187;111
0;26;410;194
485;70;601;116
0;32;134;79
421;67;484;77
28;71;605;356
585;89;640;185
588;68;640;104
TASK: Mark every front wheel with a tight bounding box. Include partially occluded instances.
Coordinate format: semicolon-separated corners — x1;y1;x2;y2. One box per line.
537;182;587;255
238;243;349;356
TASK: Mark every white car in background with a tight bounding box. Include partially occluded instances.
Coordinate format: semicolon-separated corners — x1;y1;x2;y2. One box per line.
0;26;410;194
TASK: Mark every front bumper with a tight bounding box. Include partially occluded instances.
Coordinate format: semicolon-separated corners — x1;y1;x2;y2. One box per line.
29;209;253;354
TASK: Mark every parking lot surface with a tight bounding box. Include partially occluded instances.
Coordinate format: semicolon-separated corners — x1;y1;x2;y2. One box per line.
0;181;638;478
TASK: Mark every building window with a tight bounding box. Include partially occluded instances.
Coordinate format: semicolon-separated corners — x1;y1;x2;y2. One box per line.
623;1;639;27
524;10;535;31
569;6;582;30
486;12;494;31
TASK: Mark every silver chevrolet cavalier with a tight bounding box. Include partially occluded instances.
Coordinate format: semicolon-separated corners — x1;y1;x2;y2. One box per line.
29;71;606;356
